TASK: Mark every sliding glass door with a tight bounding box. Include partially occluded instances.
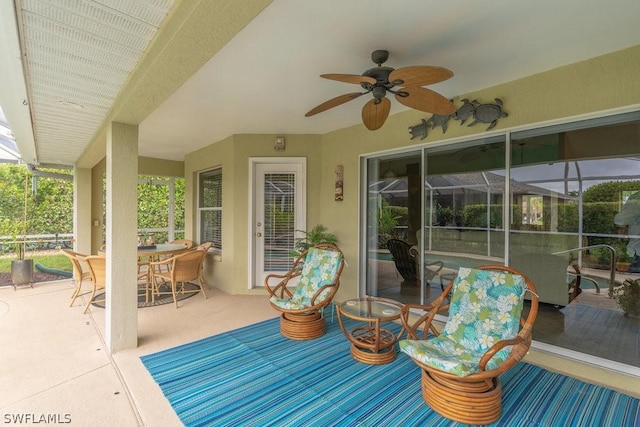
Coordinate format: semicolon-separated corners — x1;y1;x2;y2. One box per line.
361;110;640;369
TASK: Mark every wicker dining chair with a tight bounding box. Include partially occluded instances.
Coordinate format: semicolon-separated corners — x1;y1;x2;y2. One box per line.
265;244;345;340
61;249;94;308
149;248;208;308
84;255;107;314
399;265;538;425
152;239;195;276
194;242;212;287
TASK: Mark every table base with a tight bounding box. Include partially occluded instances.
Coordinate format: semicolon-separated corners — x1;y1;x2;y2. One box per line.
348;326;398;364
350;344;396;364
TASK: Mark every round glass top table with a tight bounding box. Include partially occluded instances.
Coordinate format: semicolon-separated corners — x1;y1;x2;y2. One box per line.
99;243;189;257
136;243;189;257
336;296;405;364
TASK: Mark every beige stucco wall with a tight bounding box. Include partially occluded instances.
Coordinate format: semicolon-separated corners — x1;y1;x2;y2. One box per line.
184;133;322;294
138;156;184;177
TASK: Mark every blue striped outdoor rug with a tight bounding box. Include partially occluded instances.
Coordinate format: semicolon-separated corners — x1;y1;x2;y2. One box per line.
141;316;640;426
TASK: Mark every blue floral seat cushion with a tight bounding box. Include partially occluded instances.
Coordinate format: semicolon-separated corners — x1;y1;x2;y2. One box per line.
269;247;343;310
399;267;526;377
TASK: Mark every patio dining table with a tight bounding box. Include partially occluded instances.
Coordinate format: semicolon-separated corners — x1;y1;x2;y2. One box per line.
138;243;187;289
99;243;189;302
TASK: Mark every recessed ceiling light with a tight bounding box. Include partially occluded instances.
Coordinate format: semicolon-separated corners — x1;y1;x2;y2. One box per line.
58;101;84;110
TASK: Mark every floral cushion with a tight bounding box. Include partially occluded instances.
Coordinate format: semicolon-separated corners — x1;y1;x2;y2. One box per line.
399;267;526;377
269;247;343;310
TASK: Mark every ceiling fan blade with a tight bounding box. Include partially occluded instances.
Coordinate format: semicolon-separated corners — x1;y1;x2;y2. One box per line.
321;73;377;85
362;97;391;131
305;92;364;117
395;87;455;115
389;66;453;87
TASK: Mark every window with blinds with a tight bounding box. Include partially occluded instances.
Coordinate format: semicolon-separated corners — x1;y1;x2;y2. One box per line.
198;168;222;250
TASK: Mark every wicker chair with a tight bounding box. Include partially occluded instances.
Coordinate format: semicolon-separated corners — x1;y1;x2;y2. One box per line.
386;239;418;284
265;244;345;340
61;249;93;308
84;255;107;314
387;239;443;290
195;242;212;287
149;239;195;276
149;248;208;308
399;265;538;425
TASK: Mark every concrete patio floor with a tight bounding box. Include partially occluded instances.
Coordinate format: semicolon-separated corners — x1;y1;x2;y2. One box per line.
0;279;276;426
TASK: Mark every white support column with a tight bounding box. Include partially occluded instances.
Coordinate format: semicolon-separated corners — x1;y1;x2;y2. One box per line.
105;122;138;352
73;167;92;256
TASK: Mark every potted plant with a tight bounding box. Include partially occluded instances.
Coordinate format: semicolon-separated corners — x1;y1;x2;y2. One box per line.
615;242;632;272
9;174;33;288
291;224;338;256
614;278;640;318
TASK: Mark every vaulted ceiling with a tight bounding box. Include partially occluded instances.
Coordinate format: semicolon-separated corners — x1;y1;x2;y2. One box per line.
1;0;639;167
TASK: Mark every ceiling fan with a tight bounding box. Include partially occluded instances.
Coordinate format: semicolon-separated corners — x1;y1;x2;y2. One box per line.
305;50;455;131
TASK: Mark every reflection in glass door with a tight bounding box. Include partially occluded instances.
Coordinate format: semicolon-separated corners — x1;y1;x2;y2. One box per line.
365;152;423;303
364;138;507;306
420;138;506;303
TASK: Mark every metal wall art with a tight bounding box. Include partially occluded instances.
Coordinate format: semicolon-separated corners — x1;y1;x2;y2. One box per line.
452;98;475;125
408;119;429;140
408;97;508;138
426;113;451;133
467;98;507;130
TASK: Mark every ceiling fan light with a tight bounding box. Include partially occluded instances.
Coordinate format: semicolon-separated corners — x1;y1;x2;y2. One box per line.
383;168;396;179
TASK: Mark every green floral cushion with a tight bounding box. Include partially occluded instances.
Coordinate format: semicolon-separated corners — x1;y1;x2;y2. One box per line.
270;247;343;310
399;267;526;377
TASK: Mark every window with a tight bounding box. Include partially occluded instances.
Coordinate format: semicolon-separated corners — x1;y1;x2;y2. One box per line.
198;168;222;250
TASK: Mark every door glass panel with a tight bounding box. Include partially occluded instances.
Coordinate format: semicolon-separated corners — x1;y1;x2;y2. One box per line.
509;118;640;367
422;138;506;299
263;173;296;271
365;152;422;303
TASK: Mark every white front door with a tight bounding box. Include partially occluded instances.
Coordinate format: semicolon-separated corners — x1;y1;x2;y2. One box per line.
250;158;306;288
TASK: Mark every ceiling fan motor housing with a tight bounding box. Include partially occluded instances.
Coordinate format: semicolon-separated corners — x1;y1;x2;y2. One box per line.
363;66;394;85
371;49;389;65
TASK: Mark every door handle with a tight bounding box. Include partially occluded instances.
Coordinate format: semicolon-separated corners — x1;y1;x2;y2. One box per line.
256;232;262;237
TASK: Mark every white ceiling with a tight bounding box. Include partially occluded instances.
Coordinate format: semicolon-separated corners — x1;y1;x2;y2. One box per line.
2;0;640;166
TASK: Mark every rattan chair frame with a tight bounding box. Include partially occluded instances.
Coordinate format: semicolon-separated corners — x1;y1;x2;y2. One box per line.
400;265;539;425
265;243;345;340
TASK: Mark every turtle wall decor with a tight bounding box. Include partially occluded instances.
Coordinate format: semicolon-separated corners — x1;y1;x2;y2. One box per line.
408;119;429;140
408;97;507;138
426;112;451;134
452;98;476;125
467;98;508;131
